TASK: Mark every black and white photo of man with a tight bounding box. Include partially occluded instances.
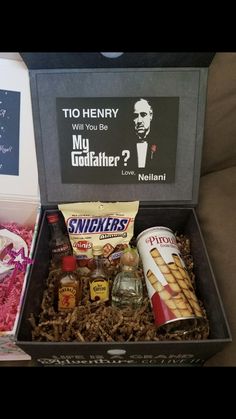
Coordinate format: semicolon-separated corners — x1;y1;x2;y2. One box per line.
133;98;154;168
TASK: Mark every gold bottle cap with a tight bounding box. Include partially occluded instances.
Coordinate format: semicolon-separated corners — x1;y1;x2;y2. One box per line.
92;245;103;256
121;248;139;267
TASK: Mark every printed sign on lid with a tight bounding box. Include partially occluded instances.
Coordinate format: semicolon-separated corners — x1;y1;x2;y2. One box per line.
56;97;179;185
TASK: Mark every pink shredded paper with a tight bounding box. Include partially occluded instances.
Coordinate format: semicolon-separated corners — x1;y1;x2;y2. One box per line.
0;222;33;332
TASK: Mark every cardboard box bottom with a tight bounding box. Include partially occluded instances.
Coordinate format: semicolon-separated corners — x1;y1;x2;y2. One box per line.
16;206;231;367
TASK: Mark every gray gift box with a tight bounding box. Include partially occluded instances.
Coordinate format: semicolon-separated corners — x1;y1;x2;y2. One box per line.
16;53;231;366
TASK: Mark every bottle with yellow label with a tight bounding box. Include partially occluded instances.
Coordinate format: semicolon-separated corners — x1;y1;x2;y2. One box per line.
58;255;82;312
89;245;109;302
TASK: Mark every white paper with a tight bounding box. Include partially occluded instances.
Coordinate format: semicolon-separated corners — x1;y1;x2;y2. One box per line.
0;58;39;202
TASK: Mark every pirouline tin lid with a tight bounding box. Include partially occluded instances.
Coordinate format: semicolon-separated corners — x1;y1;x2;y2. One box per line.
136;226;173;243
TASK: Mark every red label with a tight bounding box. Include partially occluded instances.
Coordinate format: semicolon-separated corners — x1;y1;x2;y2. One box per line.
151;290;177;326
75;240;92;251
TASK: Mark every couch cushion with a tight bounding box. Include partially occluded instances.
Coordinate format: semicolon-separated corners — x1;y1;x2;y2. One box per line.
197;166;236;365
202;53;236;175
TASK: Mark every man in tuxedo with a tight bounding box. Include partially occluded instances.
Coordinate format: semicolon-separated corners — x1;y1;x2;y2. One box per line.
132;98;157;169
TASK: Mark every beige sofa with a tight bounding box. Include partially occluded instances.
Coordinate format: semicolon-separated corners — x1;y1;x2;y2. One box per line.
197;53;236;366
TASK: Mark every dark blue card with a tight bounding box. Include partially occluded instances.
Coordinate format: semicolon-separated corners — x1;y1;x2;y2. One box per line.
0;89;20;176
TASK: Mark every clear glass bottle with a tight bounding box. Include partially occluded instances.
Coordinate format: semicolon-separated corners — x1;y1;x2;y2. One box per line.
112;248;143;309
89;245;109;302
47;212;72;268
57;255;82;312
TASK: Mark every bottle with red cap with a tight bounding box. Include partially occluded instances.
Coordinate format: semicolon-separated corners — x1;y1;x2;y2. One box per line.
57;255;82;312
47;212;72;267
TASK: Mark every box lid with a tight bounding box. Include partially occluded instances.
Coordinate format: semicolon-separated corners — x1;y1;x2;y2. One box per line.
21;52;215;206
0;58;39;203
21;52;215;69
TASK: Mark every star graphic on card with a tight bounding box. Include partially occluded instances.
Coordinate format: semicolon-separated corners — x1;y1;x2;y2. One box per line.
6;247;33;272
